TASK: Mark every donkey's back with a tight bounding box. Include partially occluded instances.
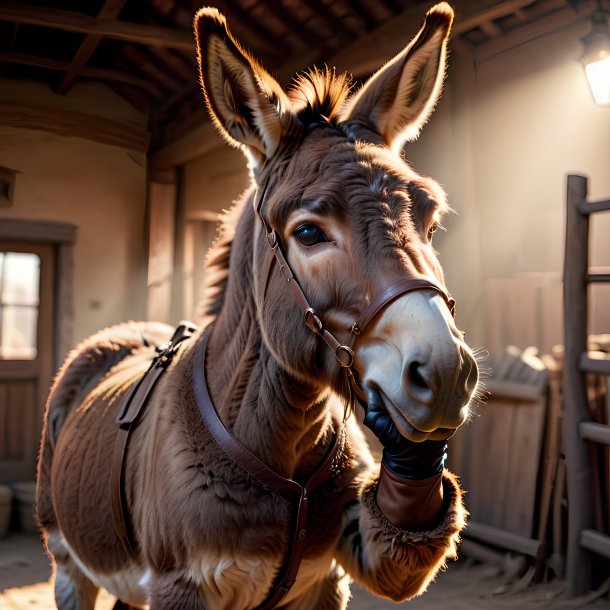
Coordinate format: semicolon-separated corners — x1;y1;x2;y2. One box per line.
36;321;172;607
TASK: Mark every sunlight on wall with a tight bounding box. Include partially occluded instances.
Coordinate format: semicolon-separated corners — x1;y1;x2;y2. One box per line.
410;19;610;355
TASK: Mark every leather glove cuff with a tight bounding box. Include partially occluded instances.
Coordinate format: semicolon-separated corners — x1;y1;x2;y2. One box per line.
376;463;445;530
382;439;447;479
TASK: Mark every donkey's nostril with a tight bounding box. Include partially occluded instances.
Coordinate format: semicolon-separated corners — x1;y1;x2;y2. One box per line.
405;360;434;405
408;361;429;390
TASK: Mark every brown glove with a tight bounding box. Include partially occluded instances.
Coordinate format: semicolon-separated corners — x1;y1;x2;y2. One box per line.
376;462;445;530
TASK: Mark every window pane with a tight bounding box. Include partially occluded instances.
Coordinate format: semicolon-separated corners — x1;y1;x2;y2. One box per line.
2;252;40;306
0;305;38;360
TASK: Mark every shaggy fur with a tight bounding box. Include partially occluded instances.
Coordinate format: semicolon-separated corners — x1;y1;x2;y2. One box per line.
37;4;473;610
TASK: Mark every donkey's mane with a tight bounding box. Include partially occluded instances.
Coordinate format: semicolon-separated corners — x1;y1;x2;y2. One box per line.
289;67;353;125
200;68;353;322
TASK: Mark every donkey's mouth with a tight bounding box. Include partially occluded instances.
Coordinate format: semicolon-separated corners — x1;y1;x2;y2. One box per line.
358;385;457;443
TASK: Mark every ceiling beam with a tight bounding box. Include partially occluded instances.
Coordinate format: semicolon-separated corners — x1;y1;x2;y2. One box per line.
55;0;127;95
0;101;149;151
0;1;194;50
0;51;161;95
328;0;542;77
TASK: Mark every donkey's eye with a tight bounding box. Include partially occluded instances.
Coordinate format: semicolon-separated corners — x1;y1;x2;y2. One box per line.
427;223;439;241
294;224;329;247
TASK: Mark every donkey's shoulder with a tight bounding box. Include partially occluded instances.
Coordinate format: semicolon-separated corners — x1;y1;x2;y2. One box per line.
45;321;173;446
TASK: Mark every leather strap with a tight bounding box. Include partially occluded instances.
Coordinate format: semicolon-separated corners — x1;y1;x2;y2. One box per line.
253;181;455;376
193;329;344;610
111;322;197;557
350;277;456;341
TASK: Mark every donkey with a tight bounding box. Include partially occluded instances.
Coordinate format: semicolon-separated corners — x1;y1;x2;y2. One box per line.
36;3;479;609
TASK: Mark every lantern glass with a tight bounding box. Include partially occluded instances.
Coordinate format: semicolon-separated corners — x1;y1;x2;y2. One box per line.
584;54;610;106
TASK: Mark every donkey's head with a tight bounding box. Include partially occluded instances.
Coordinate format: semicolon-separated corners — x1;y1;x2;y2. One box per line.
195;3;478;441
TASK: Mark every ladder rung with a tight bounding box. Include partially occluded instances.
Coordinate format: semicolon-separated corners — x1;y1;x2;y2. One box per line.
580;421;610;445
579;353;610;375
579;199;610;214
581;529;610;559
587;273;610;283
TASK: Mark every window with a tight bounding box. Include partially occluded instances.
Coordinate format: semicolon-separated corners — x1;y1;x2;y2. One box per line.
0;252;40;359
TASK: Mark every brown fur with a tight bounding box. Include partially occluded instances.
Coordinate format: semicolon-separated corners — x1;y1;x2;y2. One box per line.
38;4;470;609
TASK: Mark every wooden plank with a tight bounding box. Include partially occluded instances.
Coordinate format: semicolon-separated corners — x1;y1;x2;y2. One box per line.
503;396;546;536
0;101;149;152
0;51;160;94
580;529;610;559
0;219;76;244
465;520;547;560
55;0;127;95
580;422;610;445
0;1;194;50
580;353;610;375
563;174;595;596
486;379;543;402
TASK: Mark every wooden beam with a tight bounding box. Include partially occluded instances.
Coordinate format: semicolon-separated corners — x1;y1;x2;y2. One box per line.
474;6;581;62
480;20;503;37
223;0;291;57
150;119;219;171
55;0;127;95
258;0;329;51
0;51;161;95
301;0;356;39
0;101;150;152
0;1;194;50
121;45;183;92
327;0;540;77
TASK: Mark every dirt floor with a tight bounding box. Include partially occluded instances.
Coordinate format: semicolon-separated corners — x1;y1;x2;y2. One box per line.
1;533;610;610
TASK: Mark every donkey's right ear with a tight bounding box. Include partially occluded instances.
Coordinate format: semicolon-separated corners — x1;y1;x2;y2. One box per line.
194;8;295;169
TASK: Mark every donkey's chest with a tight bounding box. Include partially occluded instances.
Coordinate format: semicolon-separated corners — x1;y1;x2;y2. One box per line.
186;550;334;610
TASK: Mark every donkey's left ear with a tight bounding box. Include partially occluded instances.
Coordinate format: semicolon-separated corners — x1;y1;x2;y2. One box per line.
194;8;296;169
340;2;453;153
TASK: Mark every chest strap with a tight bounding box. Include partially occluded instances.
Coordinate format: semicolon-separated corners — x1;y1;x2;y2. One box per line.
111;321;197;557
192;329;344;610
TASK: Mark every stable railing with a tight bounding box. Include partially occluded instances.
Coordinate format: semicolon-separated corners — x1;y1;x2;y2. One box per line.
563;174;610;596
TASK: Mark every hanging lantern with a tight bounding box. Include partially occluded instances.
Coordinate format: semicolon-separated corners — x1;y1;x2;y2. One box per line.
580;6;610;107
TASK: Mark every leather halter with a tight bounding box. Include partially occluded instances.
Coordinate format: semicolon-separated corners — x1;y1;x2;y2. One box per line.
193;329;344;610
111;322;197;557
253;144;456;377
111;324;344;610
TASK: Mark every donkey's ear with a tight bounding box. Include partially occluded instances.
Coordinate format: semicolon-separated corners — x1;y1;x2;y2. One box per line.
340;2;453;153
194;8;295;168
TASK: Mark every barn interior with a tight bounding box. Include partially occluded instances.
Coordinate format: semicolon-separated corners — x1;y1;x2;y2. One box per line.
0;0;609;607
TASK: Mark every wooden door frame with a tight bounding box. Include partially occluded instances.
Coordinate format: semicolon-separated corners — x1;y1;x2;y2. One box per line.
0;219;76;370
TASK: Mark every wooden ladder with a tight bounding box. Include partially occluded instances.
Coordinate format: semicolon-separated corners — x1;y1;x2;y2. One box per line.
563;174;610;596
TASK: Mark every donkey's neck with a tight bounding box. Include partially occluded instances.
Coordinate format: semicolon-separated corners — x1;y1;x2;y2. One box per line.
204;197;334;478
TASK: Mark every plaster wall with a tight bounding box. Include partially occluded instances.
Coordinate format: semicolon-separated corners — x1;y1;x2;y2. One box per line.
0;80;148;347
180;17;610;356
409;19;610;354
182;143;250;220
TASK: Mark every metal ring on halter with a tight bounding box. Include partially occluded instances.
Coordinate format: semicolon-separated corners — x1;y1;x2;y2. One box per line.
335;345;354;368
303;308;323;333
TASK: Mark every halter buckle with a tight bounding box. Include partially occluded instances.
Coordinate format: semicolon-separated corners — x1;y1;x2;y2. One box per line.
335;345;354;368
267;230;278;249
303;308;323;333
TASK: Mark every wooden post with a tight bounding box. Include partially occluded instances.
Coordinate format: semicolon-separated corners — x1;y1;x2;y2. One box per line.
563;174;593;596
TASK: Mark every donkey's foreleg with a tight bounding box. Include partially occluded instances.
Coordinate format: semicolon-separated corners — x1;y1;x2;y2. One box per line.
149;572;207;609
47;530;99;610
284;562;351;610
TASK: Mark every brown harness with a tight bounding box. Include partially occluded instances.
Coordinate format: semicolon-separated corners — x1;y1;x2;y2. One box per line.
111;125;456;608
